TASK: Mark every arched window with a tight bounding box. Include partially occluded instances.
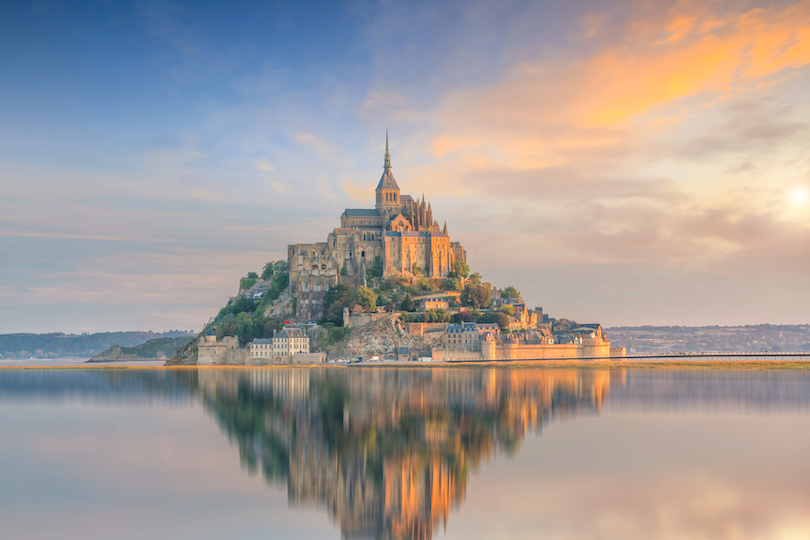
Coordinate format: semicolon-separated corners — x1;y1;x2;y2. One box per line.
361;250;365;258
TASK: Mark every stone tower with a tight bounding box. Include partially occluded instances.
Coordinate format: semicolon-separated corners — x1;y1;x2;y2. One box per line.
375;129;401;215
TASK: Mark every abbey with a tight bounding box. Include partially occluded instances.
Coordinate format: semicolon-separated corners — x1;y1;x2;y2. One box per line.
288;132;466;319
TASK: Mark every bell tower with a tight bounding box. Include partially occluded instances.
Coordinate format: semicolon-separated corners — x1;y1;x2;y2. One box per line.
375;128;401;214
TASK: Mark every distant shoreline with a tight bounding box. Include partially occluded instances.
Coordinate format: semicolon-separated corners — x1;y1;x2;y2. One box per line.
2;359;810;370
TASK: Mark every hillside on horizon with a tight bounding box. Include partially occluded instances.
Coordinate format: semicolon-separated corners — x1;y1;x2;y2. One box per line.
606;324;810;354
0;330;196;360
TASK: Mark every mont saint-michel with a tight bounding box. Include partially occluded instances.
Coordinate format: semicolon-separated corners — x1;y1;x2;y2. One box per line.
170;134;624;366
288;131;466;321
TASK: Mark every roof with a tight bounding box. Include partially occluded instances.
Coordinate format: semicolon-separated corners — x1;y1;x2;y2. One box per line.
275;327;306;339
376;129;400;191
251;338;272;344
397;347;409;354
477;323;500;330
400;194;414;203
343;209;381;218
376;170;400;191
385;231;449;238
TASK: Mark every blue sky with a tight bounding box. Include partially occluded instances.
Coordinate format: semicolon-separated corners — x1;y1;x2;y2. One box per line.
1;0;809;333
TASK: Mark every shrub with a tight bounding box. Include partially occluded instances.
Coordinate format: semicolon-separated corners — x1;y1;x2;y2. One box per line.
400;294;415;312
241;278;257;291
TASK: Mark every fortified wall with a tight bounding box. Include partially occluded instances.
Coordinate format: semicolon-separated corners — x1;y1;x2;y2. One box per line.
432;341;621;362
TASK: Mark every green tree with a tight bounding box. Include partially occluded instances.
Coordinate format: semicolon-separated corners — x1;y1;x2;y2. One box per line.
440;278;460;291
247;271;258;279
501;285;521;299
467;272;482;287
323;284;353;326
262;260;288;281
353;286;377;312
451;260;469;278
480;311;509;330
368;255;384;279
412;262;421;275
400;294;416;312
499;305;516;316
460;284;491;309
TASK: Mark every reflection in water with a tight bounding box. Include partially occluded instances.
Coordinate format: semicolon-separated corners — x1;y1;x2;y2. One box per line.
3;367;810;540
196;368;612;540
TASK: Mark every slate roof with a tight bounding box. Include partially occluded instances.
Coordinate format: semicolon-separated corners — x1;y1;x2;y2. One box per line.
376;170;400;191
343;209;381;217
251;338;272;344
275;327;305;339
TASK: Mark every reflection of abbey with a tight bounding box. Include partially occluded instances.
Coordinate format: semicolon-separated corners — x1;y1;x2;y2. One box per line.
288;132;466;319
196;367;616;540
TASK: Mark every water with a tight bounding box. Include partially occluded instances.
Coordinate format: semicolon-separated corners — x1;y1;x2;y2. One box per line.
1;367;809;540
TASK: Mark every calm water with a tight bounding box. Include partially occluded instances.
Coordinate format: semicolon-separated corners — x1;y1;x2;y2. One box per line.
1;367;809;540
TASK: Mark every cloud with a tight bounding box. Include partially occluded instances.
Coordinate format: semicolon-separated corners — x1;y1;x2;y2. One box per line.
188;188;221;202
292;132;335;158
256;161;276;172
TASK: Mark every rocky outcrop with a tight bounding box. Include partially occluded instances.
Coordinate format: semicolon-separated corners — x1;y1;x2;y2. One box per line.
329;314;445;360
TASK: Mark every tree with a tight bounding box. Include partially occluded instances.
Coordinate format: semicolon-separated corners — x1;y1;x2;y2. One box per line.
468;272;482;287
262;260;288;281
502;285;521;299
460;284;491;309
412;262;420;275
247;271;258;279
452;260;469;278
353;286;377;312
453;311;475;323
499;305;516;316
226;296;256;316
480;311;509;330
368;255;384;279
441;278;460;291
323;284;354;326
400;294;416;312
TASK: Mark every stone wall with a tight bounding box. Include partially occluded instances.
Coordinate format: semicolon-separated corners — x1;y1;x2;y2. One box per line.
405;322;449;337
247;352;327;366
198;345;249;365
432;341;616;361
345;311;389;329
431;348;484;362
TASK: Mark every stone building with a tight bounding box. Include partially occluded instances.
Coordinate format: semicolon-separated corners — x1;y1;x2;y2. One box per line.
444;322;501;351
197;332;246;365
272;326;309;357
249;338;273;360
288;131;466;320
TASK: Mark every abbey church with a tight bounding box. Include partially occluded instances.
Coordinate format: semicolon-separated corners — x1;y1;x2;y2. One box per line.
288;132;466;319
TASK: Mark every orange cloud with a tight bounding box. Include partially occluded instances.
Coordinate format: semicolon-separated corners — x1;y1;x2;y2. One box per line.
434;0;810;143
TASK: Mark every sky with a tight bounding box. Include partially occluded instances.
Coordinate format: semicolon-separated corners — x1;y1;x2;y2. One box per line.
1;0;809;333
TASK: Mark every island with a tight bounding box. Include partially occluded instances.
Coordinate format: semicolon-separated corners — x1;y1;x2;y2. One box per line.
168;133;625;366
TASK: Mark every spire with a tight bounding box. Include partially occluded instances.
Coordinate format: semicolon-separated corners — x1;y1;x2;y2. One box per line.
443;221;448;234
384;126;391;172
